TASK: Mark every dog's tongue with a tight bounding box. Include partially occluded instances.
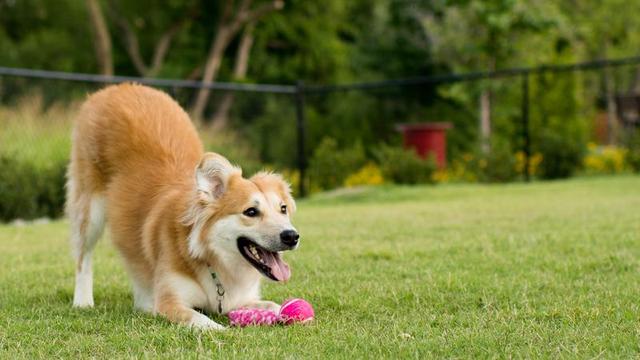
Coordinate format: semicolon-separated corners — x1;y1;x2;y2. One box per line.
263;251;291;281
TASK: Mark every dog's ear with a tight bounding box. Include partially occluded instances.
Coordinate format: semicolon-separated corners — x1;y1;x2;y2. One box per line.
250;171;296;214
195;152;241;202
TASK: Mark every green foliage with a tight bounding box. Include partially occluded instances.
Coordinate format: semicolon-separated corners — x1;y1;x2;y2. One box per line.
0;155;66;222
626;130;640;173
537;131;584;180
2;0;639;201
374;145;436;184
308;138;366;190
240;96;298;168
0;99;70;221
199;127;263;176
477;141;519;183
0;0;96;72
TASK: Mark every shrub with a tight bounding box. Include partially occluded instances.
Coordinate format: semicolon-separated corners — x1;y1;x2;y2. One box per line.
446;142;529;183
374;145;436;184
627;130;640;173
536;131;584;180
0;99;72;221
515;151;543;178
447;153;479;183
476;141;519;183
308;138;367;190
344;163;385;187
0;155;67;222
583;143;629;174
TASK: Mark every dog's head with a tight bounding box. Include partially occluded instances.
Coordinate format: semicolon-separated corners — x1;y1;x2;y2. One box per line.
184;152;298;281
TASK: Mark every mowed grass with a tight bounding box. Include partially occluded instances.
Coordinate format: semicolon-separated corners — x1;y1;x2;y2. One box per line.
0;176;639;358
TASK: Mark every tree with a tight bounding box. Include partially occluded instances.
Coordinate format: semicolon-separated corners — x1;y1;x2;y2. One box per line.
190;0;284;122
86;0;113;76
418;0;552;150
209;22;256;130
106;0;198;77
561;0;640;144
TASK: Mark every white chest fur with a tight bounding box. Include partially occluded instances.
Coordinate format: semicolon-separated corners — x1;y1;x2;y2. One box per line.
195;266;262;314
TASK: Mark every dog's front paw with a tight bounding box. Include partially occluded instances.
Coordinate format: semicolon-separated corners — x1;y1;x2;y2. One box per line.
189;312;226;331
243;300;281;313
262;301;281;313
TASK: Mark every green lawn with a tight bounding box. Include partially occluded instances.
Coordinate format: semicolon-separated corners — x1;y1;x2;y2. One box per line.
1;176;639;358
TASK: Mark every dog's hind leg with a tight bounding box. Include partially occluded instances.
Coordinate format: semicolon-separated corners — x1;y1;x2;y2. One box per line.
67;174;106;308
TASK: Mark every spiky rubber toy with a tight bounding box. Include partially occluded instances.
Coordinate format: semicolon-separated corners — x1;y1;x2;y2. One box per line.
228;298;314;327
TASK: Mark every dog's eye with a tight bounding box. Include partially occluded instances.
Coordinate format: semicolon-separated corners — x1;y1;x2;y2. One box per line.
280;205;287;214
243;207;259;217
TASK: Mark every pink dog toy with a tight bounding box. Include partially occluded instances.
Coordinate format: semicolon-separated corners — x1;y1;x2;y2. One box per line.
228;298;314;327
228;308;278;327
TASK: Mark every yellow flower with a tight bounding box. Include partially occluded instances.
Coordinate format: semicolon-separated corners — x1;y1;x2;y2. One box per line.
344;163;385;187
432;169;450;183
583;145;629;174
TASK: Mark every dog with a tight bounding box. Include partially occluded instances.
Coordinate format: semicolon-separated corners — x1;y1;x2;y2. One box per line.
66;83;299;330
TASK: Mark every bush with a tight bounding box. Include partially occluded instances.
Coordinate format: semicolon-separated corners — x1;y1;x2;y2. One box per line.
536;131;584;180
583;143;629;174
446;142;533;183
515;151;543;178
344;163;385;187
476;141;519;183
627;130;640;173
0;155;67;222
374;145;436;184
308;138;367;190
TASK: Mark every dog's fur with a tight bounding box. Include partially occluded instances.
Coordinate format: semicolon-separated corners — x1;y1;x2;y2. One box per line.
66;83;298;330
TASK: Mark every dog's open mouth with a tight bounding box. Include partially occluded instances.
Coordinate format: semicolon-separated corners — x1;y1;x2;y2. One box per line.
237;237;291;282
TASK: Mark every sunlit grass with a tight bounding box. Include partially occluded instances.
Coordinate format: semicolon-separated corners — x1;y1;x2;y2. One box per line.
0;96;73;166
0;176;639;358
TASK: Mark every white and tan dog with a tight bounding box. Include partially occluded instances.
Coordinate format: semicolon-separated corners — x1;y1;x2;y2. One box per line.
66;83;299;330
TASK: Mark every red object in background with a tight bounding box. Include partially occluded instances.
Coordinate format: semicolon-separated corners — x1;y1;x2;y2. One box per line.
396;122;452;168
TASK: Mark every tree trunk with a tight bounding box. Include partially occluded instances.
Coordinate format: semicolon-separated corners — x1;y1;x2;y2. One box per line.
479;58;495;153
601;42;617;145
479;88;491;153
210;22;255;131
190;0;284;122
107;0;191;78
190;25;233;123
604;65;618;145
86;0;113;76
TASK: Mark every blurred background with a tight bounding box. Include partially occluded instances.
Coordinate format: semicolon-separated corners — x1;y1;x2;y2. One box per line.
1;0;640;222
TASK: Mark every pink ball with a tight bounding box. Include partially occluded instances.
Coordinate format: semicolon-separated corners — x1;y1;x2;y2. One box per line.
278;298;315;325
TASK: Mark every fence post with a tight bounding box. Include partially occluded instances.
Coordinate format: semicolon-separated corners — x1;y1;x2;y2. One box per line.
295;81;307;197
521;72;531;182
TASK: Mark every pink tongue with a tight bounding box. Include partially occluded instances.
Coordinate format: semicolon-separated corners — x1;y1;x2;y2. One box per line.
262;251;291;281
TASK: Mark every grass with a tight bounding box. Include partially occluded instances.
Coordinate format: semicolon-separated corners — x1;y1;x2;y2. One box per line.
0;176;639;358
0;96;74;166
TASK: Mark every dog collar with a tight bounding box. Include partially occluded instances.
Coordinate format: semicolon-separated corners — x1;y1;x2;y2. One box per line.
209;270;225;314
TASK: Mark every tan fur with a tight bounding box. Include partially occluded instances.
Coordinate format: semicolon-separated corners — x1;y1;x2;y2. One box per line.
67;83;297;330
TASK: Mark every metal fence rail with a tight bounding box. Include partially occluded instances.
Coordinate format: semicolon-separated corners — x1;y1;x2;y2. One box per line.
2;55;640;196
0;66;296;94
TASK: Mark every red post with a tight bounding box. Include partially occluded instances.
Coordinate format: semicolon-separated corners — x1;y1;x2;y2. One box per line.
396;122;452;168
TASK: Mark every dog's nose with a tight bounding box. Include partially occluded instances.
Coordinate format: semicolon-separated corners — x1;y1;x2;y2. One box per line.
280;230;299;247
